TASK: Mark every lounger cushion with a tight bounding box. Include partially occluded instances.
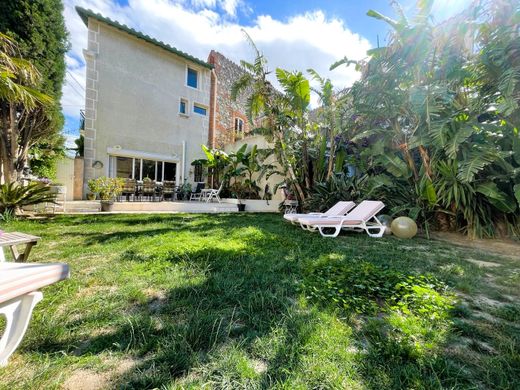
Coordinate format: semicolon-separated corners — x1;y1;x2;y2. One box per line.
283;201;356;223
0;263;69;304
283;213;321;222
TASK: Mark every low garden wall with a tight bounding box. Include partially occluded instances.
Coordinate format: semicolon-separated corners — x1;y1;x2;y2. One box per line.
222;198;280;212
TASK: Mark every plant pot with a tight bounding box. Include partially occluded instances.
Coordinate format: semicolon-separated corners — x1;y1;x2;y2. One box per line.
237;203;246;212
100;201;114;212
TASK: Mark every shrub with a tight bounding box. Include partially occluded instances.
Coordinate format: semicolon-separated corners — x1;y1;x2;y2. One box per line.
300;260;454;317
88;177;124;201
0;182;56;214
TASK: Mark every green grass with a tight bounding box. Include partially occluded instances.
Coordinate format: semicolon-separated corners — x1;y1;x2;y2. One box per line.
0;213;519;389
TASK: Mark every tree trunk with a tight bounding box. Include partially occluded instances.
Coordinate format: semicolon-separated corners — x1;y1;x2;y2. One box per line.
275;131;306;202
326;128;335;180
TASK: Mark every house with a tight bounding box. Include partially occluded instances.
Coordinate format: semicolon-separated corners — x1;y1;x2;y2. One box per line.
75;7;283;202
207;50;253;149
76;7;212;194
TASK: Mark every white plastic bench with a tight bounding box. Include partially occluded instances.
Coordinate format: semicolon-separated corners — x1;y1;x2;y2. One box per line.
0;262;69;366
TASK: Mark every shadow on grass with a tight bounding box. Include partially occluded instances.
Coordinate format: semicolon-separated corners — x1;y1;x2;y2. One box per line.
19;214;520;388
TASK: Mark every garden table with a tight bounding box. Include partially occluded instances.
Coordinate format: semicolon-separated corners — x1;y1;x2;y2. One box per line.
0;232;40;262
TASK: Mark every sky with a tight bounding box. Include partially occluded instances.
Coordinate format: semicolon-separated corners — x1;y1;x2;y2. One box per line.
61;0;473;145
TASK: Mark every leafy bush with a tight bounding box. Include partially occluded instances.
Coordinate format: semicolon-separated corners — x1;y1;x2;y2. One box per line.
305;174;370;212
0;182;56;214
88;177;124;201
300;261;454;317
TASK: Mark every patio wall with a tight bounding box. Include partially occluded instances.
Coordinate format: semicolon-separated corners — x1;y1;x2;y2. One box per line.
223;135;285;202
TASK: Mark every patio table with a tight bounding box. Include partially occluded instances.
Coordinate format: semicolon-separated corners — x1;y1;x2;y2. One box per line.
0;232;40;262
200;189;212;202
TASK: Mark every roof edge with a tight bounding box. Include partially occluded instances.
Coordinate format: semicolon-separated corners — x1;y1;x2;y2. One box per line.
75;6;213;70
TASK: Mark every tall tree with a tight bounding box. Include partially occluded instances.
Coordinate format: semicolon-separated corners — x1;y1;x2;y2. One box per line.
0;34;53;182
0;0;68;181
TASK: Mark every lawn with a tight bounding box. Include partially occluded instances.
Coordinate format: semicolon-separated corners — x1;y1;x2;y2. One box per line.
0;213;519;389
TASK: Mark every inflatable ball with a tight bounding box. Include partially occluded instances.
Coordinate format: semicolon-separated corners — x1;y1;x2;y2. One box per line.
391;216;418;239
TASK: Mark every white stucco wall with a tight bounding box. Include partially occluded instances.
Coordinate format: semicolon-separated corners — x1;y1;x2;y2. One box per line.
82;20;211;195
223;135;285;201
55;156;75;201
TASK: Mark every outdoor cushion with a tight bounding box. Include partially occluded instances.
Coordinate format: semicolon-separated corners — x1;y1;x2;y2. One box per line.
283;201;355;222
0;263;69;304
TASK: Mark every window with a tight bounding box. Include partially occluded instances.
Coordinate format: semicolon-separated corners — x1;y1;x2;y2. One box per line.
234;117;244;133
142;159;156;180
193;163;203;182
116;157;133;178
193;103;207;116
179;98;187;115
164;162;177;181
133;158;141;180
112;156;177;183
187;67;198;88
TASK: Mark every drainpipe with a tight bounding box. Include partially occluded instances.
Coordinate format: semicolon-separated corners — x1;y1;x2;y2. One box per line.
181;141;186;182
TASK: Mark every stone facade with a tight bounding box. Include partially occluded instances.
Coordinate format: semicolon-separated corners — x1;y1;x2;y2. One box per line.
208;51;253;149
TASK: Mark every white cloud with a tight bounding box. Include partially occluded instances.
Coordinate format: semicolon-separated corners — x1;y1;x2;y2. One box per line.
61;0;372;130
219;0;240;17
191;0;217;9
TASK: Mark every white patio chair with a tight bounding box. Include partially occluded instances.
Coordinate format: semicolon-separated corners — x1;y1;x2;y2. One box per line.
299;200;386;238
0;262;70;366
189;182;206;201
205;181;224;203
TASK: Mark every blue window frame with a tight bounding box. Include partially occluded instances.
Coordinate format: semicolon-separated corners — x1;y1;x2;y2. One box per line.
193;104;207;116
187;68;198;88
179;99;186;114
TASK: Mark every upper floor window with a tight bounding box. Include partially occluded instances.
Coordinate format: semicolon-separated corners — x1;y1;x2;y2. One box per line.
193;162;203;182
234;117;244;134
187;67;198;88
193;103;207;116
179;98;188;115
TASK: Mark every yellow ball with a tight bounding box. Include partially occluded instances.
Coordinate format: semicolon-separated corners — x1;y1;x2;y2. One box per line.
391;217;418;239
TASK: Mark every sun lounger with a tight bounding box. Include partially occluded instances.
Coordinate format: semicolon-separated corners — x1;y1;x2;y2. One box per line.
299;200;386;238
0;262;70;366
284;201;356;232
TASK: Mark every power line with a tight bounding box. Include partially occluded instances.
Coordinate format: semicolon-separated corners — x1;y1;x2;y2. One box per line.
65;79;84;99
67;70;86;91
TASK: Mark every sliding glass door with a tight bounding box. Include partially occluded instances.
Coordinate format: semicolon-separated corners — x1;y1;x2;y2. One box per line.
111;156;177;183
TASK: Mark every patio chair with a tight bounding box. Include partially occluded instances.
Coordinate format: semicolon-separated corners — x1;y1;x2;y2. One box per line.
189;182;205;201
298;200;386;238
204;181;224;203
121;179;136;201
142;180;156;201
283;201;356;231
0;262;70;366
162;181;176;201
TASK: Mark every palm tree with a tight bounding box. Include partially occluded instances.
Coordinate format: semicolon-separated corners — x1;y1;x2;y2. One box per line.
231;30;306;202
0;33;53;183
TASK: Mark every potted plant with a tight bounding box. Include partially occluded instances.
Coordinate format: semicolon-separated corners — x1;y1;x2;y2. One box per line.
179;182;192;200
88;177;124;211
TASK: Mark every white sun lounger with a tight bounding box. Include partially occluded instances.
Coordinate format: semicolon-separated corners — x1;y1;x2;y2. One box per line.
284;201;356;232
299;200;386;238
283;201;356;230
0;262;69;366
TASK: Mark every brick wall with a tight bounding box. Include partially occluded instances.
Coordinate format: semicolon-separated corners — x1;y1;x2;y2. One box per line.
208;51;253;149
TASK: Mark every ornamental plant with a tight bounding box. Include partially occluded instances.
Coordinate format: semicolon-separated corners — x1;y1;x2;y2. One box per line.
88;177;124;201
